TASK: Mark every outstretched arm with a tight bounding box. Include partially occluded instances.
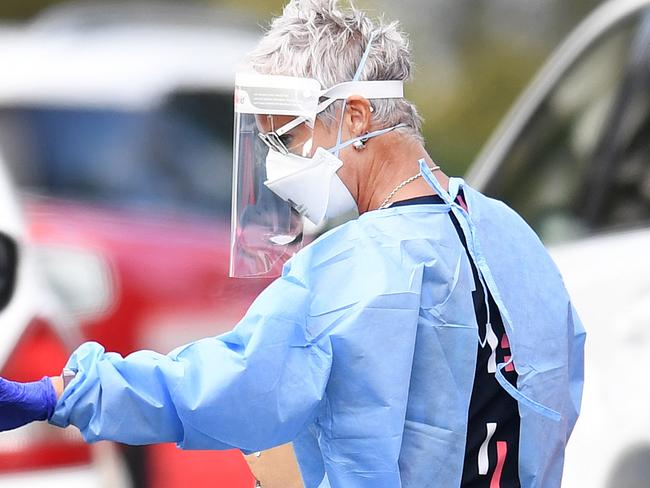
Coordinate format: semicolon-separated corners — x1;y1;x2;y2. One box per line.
2;268;333;452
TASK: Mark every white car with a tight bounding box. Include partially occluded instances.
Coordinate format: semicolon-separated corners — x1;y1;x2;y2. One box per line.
466;0;650;486
0;155;130;485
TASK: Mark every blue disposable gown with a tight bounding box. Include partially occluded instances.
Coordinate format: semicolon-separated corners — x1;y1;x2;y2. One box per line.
50;162;585;487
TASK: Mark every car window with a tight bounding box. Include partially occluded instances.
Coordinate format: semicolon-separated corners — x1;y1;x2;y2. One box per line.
484;9;650;244
0;233;17;312
0;91;234;218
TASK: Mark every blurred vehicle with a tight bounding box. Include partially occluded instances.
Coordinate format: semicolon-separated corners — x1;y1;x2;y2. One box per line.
466;0;650;486
0;2;267;486
0;145;130;485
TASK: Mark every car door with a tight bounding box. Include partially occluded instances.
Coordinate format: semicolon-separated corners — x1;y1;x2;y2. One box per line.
466;2;650;487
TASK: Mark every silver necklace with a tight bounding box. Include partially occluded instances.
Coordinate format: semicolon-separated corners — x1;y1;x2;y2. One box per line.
378;164;440;209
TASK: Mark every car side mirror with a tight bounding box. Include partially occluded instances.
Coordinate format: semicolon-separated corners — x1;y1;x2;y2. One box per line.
0;232;18;313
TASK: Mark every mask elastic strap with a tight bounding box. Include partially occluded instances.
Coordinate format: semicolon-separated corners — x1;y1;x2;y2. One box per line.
329;123;407;154
333;32;376;157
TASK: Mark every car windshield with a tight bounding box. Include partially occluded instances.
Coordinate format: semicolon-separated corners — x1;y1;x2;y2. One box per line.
482;10;650;244
0;92;234;218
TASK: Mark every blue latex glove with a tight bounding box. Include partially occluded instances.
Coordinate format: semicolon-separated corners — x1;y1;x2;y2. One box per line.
0;376;57;432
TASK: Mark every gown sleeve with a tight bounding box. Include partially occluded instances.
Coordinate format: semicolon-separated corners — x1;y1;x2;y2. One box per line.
566;302;586;438
49;265;333;452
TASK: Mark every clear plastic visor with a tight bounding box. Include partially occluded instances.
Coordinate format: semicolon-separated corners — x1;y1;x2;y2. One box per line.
230;112;314;278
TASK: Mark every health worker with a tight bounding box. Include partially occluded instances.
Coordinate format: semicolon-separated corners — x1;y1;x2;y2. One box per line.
0;1;585;487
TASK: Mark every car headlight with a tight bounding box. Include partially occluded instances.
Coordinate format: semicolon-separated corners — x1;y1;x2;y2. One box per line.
33;244;115;321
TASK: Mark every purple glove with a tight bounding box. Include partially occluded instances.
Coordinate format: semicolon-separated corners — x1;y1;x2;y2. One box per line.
0;376;57;432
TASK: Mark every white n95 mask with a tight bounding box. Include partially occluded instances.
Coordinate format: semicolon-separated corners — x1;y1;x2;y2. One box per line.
264;146;357;226
262;121;407;226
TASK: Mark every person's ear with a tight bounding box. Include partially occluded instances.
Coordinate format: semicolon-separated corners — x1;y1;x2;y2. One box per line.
344;95;373;137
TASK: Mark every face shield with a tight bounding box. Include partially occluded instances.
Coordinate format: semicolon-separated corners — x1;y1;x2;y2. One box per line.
230;74;319;278
230;73;404;278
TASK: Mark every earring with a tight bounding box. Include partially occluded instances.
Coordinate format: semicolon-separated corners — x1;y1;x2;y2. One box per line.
353;140;366;150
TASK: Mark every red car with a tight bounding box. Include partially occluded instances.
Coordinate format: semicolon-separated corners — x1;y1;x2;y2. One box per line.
0;3;270;486
0;136;130;486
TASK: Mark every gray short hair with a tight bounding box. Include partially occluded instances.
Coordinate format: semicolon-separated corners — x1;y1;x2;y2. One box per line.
247;0;424;143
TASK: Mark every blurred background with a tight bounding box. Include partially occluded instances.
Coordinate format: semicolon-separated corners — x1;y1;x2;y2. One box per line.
1;0;649;487
0;0;605;175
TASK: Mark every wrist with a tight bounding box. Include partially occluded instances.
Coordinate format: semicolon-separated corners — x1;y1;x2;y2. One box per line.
50;375;64;400
51;368;76;401
39;377;58;421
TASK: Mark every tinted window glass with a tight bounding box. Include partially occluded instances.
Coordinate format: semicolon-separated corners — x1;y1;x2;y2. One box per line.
0;233;17;312
485;10;650;244
0;91;234;218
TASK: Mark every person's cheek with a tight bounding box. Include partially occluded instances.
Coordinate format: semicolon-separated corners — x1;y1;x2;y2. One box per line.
311;120;339;153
